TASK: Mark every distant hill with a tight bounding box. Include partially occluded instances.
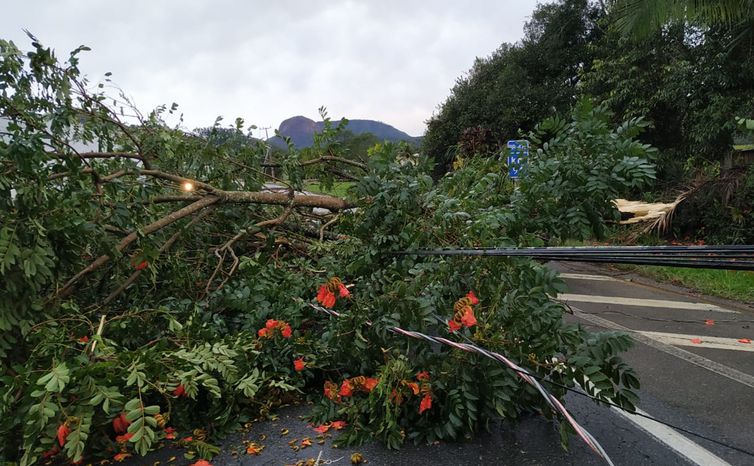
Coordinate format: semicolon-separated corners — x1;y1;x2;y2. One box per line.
268;115;421;149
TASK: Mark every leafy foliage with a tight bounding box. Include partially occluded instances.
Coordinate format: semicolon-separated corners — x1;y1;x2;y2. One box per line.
510;98;657;241
580;22;754;185
1;34;648;464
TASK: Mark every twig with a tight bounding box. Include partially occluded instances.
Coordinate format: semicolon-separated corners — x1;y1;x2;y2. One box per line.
205;206;295;294
319;214;341;242
89;315;106;354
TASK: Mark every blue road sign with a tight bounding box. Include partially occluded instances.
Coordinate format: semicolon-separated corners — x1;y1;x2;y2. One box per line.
506;140;529;179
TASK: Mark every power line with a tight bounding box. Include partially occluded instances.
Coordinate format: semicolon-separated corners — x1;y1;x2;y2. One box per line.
391;245;754;271
310;303;614;464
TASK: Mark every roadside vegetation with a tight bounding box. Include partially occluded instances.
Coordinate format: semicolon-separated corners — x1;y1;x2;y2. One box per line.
2;0;753;464
424;0;754;246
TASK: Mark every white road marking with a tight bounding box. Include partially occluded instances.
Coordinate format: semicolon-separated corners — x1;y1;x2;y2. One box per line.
559;272;619;282
571;307;754;389
557;293;739;314
577;379;730;466
611;406;732;466
639;331;754;352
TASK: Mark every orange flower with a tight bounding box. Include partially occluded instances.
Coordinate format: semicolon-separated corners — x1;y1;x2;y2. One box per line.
173;384;187;398
293;358;305;372
164;427;177;440
323;290;336;308
246;443;264;455
316;278;350;308
460;306;477;327
406;382;420;395
419;394;432;414
363;377;378;392
259;320;292;338
133;260;149;271
183;436;194;442
57;423;70;447
416;371;430;381
78;335;89;344
41;446;60;459
390;389;404;405
113;452;132;462
189;461;212;466
339;380;353;397
324;381;339;401
115;432;133;443
448;319;462;332
330;420;347;430
317;285;337;308
312;424;330;434
113;412;130;434
450;292;479;331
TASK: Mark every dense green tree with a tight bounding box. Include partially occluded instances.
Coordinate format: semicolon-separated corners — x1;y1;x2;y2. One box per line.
423;0;602;178
580;23;754;183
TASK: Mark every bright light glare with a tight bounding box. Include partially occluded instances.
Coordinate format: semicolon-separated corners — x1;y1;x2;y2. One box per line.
182;181;194;192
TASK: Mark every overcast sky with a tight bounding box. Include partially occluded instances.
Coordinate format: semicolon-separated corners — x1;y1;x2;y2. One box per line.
3;0;539;137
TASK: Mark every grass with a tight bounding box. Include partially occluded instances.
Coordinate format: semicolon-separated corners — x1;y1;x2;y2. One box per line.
304;181;355;198
628;266;754;303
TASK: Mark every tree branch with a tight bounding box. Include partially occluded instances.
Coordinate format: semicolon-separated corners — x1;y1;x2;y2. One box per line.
56;195;220;299
219;191;351;210
206;205;295;294
101;207;215;305
49;151;145;161
301;155;367;170
261;155;368;170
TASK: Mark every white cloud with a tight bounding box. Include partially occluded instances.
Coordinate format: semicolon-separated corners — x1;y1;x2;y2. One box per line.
2;0;537;137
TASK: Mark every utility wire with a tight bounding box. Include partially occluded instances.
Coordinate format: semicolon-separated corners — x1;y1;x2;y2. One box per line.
310;303;615;464
308;303;754;461
390;245;754;271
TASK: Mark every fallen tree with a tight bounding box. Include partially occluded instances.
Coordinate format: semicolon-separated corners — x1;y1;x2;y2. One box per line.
1;36;654;464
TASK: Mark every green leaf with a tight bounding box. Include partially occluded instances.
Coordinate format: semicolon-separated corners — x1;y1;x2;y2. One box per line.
37;363;70;393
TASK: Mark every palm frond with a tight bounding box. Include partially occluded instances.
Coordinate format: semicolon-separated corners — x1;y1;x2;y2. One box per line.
611;0;754;37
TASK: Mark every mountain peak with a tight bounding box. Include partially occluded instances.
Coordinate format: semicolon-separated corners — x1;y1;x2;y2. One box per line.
270;116;420;149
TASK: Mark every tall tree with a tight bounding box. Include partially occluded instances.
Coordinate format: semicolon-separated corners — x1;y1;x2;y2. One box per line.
580;20;754;183
423;0;602;178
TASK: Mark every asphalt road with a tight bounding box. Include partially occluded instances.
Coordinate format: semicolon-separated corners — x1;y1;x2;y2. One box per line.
554;261;754;466
124;262;754;466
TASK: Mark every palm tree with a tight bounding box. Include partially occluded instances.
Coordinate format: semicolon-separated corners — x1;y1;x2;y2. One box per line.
611;0;754;41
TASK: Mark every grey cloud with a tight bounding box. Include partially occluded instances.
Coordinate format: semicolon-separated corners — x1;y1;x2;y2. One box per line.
3;0;538;136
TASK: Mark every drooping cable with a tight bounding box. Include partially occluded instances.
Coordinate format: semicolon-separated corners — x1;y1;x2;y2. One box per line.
308;303;615;465
308;303;754;461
